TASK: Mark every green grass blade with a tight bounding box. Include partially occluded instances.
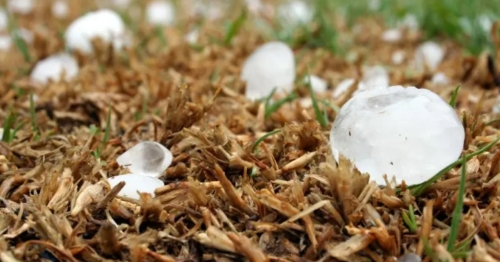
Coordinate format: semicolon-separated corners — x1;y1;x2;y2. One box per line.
264;92;298;118
252;129;281;153
223;9;247;46
305;73;328;127
154;26;167;47
447;156;467;252
409;137;499;196
449;85;460;108
102;108;112;146
9;17;31;62
2;111;16;142
29;94;39;140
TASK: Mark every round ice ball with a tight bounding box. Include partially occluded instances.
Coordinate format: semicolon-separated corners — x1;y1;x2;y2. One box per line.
330;85;465;186
30;53;78;85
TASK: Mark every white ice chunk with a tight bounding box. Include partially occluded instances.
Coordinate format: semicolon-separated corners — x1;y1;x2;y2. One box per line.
368;0;381;11
108;174;164;200
381;28;402;43
52;0;69;19
0;9;8;31
333;78;356;98
7;0;33;15
361;65;389;90
185;29;198;44
415;41;444;71
65;9;129;54
392;50;405;65
304;74;328;93
117;141;173;178
478;14;493;33
398;14;419;30
146;1;175;26
0;35;12;51
431;72;449;85
30;53;79;86
277;0;313;25
241;41;295;100
330;85;465;186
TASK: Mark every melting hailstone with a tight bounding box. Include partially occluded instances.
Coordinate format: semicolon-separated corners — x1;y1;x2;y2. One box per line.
304;74;327;93
241;41;295;100
330;85;464;186
117;141;173;178
415;41;444;71
30;53;79;86
277;0;313;26
52;0;69;19
108;174;164;200
64;9;129;54
332;66;389;98
146;1;175;26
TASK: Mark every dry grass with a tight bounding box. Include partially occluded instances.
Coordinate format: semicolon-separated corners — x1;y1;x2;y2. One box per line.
1;1;500;261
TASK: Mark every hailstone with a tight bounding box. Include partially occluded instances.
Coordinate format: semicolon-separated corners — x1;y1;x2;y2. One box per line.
116;141;173;178
107;174;164;200
30;53;79;85
277;0;313;26
415;41;444;71
52;0;69;19
146;1;175;26
0;9;8;31
431;72;449;85
7;0;33;14
64;9;129;54
304;74;328;93
330;86;464;186
241;41;295;100
381;29;402;43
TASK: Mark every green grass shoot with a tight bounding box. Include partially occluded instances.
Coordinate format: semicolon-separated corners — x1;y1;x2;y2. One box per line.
409;137;500;196
102;107;112;146
223;9;247;46
447;156;467;254
449;85;460;108
402;205;417;233
2;111;16;142
305;72;329;127
252;129;281;153
9;16;31;63
29;94;40;141
154;26;167;47
264;91;298;118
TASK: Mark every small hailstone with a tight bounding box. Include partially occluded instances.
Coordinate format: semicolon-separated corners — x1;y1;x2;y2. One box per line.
368;0;381;11
330;85;464;186
361;66;389;90
493;96;500;114
304;74;328;93
107;174;164;200
52;0;69;19
398;14;419;30
0;35;12;51
381;29;402;43
146;1;175;26
415;41;444;71
7;0;33;15
0;9;8;31
477;14;493;33
65;9;129;54
30;53;79;86
333;78;356;98
117;141;173;178
241;41;295;100
185;29;198;44
392;50;405;65
397;253;421;262
277;0;313;25
431;72;449;85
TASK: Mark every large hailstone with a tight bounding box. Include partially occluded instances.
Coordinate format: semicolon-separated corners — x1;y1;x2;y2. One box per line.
108;174;164;200
117;141;173;178
330;86;464;186
146;1;175;26
30;53;79;85
64;9;129;54
241;41;295;100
